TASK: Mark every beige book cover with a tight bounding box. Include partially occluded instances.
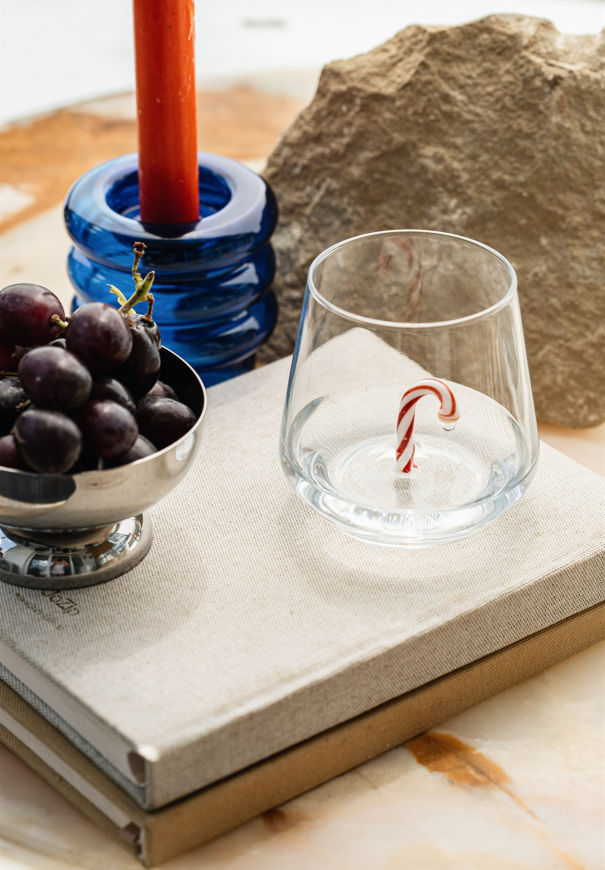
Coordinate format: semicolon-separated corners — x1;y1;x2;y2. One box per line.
0;338;604;811
2;597;605;867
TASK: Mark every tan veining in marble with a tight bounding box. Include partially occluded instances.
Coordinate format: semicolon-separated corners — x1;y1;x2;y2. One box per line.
382;843;545;870
352;767;387;799
0;87;306;236
408;731;588;870
407;731;533;813
261;807;304;834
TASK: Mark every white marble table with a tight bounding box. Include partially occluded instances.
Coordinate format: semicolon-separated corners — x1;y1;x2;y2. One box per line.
1;93;604;870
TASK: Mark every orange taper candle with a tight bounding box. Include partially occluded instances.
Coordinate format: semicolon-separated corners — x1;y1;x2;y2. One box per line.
133;0;199;225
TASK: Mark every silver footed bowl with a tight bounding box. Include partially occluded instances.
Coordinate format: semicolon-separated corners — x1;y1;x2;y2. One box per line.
0;347;206;590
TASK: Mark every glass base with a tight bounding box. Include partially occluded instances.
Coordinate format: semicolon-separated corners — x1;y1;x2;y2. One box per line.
285;461;536;548
281;386;538;547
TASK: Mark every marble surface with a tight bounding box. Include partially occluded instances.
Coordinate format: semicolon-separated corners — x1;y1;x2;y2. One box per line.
1;88;604;869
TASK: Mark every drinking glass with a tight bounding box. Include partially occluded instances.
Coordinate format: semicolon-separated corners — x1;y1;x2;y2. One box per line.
280;230;539;546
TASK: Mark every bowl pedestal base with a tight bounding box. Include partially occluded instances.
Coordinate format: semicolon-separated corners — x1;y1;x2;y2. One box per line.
0;513;153;590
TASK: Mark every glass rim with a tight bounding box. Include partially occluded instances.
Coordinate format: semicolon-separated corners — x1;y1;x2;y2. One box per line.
307;229;518;331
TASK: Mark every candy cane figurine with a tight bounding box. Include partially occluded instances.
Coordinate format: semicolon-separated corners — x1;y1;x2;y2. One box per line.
396;379;460;474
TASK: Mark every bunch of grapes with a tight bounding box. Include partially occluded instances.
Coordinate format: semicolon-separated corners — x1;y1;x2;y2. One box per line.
0;243;197;475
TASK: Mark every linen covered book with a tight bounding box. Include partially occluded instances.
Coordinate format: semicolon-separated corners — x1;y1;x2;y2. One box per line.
2;597;604;866
0;351;604;817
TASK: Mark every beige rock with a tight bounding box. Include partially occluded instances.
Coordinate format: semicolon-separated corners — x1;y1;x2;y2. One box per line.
262;15;605;428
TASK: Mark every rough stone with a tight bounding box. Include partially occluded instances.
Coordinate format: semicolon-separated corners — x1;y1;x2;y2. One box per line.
262;15;605;428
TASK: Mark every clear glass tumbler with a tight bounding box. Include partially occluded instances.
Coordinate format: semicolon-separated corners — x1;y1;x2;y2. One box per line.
280;230;539;546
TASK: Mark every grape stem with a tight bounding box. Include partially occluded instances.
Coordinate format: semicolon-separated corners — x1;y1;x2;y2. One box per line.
119;270;155;317
132;241;146;279
141;293;155;323
50;314;70;331
116;242;156;318
108;285;128;307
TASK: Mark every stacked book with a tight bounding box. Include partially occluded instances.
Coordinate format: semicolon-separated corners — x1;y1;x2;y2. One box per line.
1;357;604;866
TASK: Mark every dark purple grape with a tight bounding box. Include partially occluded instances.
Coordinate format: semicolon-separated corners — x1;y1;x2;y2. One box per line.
109;320;160;400
19;346;92;411
135;397;196;450
0;284;65;347
145;380;178;401
105;435;156;467
66;303;132;372
14;409;82;474
90;377;135;413
0;378;28;436
0;434;28;470
131;312;161;348
50;337;67;349
72;399;138;458
0;342;24;372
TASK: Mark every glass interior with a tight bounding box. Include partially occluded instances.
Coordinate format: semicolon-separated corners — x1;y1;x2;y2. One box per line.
106;167;232;222
311;231;514;325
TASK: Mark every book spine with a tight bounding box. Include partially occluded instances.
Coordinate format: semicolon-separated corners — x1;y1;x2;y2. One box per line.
0;663;147;806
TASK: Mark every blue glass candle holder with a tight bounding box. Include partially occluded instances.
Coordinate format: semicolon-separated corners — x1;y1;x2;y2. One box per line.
64;152;278;385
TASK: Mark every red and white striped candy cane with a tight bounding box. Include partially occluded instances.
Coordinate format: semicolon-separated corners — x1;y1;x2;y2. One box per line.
396;378;460;474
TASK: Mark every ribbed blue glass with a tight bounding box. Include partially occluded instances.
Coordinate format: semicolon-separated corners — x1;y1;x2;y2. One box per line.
64;152;278;385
